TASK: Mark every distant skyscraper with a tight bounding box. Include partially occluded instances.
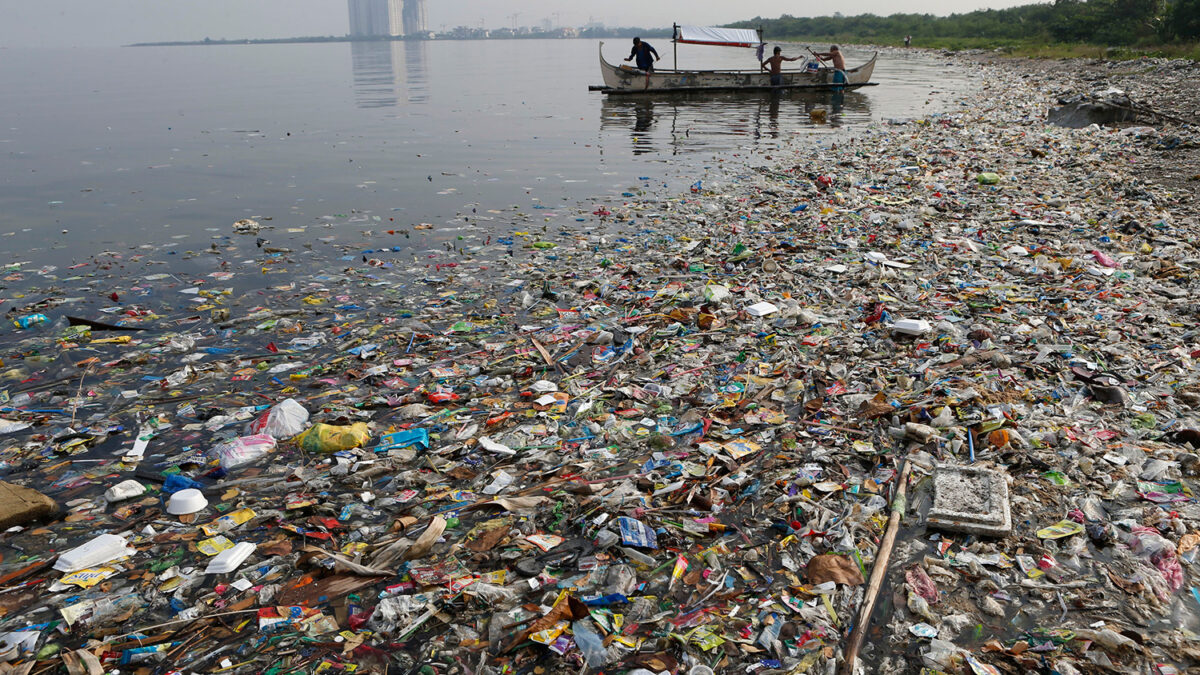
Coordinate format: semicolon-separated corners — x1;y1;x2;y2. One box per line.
348;0;421;37
402;0;427;36
387;0;405;36
348;0;394;37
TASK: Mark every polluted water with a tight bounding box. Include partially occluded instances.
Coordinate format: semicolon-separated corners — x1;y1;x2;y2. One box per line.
0;51;1199;675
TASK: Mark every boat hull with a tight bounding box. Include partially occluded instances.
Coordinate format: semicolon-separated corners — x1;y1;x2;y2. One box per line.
597;42;876;94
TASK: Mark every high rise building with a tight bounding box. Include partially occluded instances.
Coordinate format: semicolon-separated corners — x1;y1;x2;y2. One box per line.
348;0;390;37
348;0;422;38
402;0;427;36
387;0;405;37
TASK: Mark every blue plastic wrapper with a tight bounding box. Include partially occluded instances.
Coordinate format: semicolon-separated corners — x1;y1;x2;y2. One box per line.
376;429;430;452
162;474;204;494
618;516;657;549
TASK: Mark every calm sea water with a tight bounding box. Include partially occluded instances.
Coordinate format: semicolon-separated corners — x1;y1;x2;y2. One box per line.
0;40;973;274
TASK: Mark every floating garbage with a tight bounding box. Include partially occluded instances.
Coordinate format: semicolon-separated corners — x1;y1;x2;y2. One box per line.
0;53;1197;675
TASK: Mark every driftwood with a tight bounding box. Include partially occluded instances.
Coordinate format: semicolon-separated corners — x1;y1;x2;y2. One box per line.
1118;101;1197;127
842;459;914;674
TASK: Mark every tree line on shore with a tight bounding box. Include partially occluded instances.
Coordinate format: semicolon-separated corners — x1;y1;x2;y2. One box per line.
729;0;1200;48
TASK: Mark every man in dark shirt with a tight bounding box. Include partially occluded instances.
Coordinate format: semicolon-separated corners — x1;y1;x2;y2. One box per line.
624;37;660;89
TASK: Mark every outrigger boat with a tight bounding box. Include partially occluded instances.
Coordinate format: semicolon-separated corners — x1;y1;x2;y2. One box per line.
595;25;877;94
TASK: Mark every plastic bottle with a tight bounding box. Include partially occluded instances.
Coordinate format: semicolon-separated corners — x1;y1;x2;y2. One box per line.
619;547;657;566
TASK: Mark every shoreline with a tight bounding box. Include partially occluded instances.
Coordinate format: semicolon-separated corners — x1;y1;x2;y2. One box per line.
0;53;1198;673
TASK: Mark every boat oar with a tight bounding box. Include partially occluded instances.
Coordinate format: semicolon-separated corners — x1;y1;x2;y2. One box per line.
806;47;828;68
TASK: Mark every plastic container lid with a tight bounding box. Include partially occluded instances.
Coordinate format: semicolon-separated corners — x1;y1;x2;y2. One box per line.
205;542;256;574
167;488;209;515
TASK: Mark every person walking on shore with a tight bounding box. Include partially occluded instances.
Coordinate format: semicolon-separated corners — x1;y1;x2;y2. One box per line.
761;46;801;87
625;37;660;89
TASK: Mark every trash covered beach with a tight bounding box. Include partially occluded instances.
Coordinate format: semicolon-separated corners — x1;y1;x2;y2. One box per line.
1;53;1199;675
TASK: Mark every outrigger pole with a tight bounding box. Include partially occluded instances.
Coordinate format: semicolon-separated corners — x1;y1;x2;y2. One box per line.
673;23;678;70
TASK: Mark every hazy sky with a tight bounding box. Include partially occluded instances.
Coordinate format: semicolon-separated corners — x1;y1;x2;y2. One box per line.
3;0;1040;48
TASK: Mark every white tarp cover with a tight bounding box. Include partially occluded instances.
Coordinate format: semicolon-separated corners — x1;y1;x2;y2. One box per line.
675;26;762;47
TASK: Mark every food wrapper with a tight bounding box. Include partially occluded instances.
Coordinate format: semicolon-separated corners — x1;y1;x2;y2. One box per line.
1035;520;1084;539
197;535;235;556
59;567;117;589
200;507;257;536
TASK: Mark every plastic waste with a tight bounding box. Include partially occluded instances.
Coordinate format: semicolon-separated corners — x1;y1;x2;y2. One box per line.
205;542;256;574
294;422;371;453
54;534;135;573
212;434;278;470
12;314;48;330
166;488;208;515
103;479;146;502
247;398;310;440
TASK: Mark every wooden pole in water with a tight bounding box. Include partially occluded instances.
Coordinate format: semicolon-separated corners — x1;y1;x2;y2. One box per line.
673;23;678;70
842;458;913;674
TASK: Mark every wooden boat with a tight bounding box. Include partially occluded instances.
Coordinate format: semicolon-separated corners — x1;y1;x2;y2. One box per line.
596;26;877;95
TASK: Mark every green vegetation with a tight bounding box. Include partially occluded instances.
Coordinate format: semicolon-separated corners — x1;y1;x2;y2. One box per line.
729;0;1200;59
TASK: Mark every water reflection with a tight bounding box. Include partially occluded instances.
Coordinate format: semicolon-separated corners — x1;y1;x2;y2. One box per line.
349;40;429;108
403;41;429;104
599;88;870;155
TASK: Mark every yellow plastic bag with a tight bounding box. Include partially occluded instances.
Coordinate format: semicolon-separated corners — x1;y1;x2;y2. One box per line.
295;422;371;453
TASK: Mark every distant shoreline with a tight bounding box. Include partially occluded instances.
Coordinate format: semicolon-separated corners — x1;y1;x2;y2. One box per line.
126;31;663;48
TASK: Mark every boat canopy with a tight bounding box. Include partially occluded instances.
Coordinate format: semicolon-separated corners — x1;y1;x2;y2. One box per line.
674;25;763;48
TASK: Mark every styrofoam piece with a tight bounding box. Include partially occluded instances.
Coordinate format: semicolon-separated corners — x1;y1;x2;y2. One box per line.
891;319;932;335
927;464;1012;537
205;542;256;574
54;534;135;573
745;302;779;317
167;488;209;515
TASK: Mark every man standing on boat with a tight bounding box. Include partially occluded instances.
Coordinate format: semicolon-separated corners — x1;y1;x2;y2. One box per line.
813;45;847;86
761;46;801;87
625;37;660;89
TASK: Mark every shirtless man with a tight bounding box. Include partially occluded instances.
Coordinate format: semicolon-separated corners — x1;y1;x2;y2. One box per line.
812;45;847;85
760;46;800;87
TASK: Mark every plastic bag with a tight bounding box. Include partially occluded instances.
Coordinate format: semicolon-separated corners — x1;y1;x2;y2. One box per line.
213;434;278;470
247;398;310;440
295;422;371;453
572;619;610;668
